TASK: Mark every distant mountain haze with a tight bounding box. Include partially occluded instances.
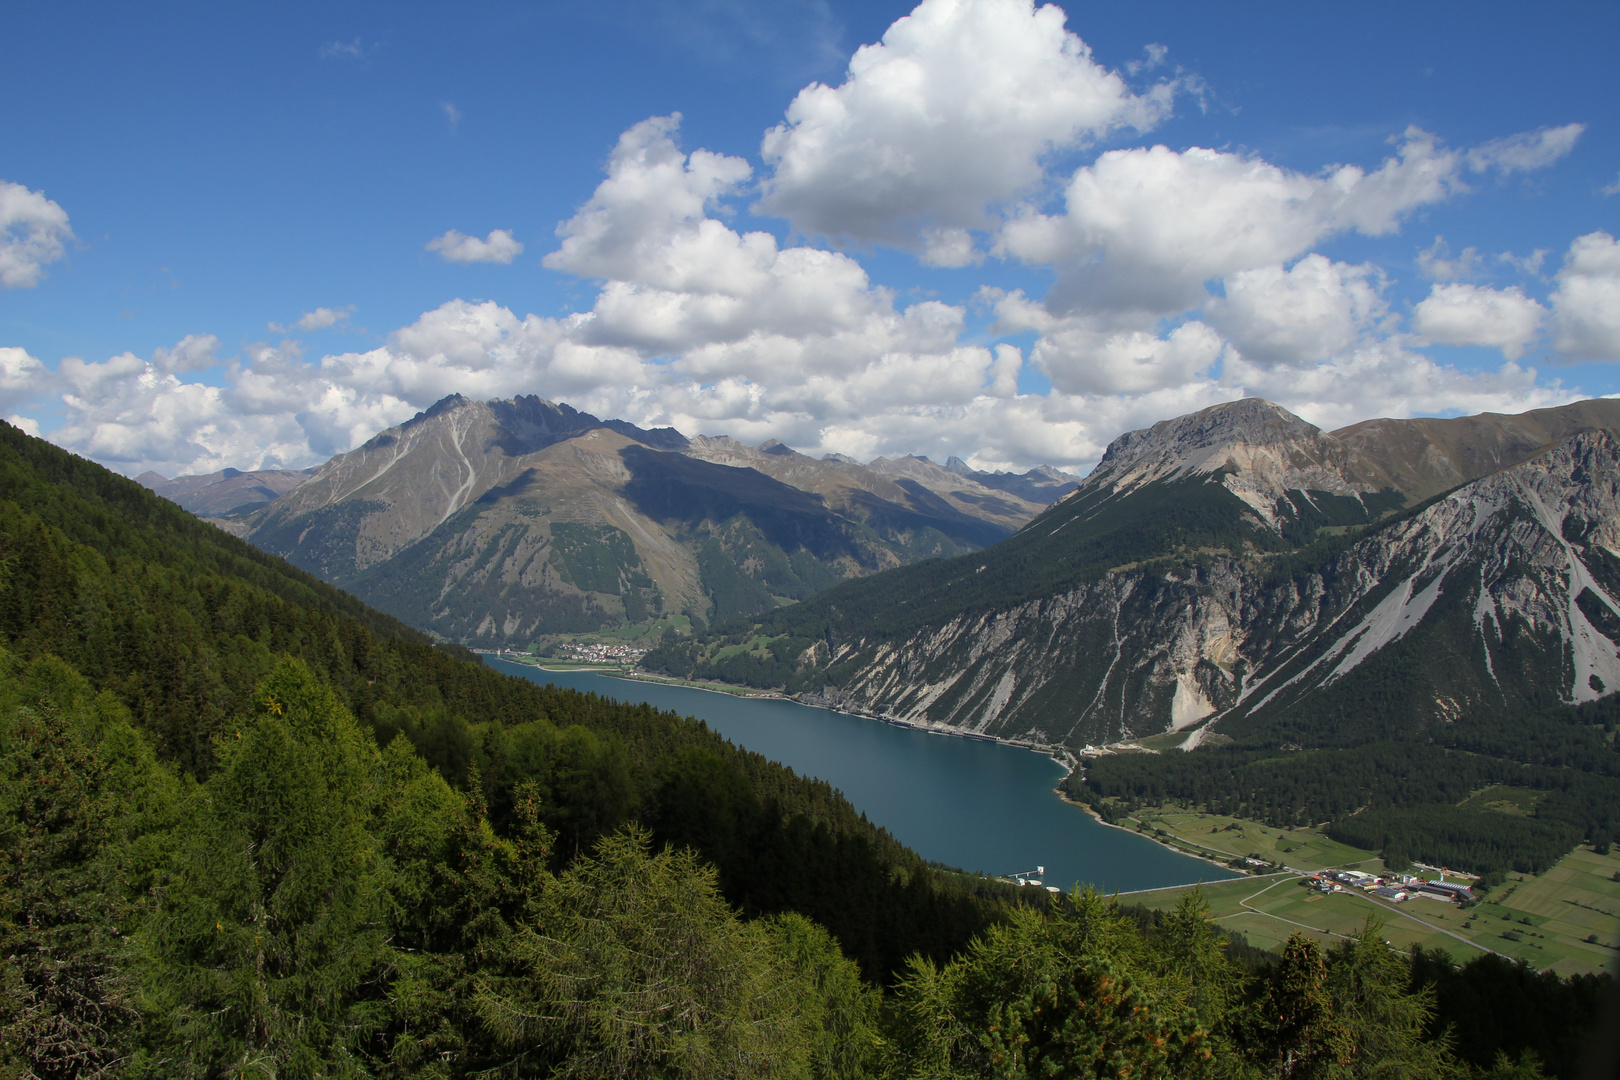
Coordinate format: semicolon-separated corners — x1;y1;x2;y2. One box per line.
944;456;1081;504
136;465;317;517
234;394;1071;643
645;396;1620;749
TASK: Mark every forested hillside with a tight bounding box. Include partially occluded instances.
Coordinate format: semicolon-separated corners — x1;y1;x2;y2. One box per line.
0;419;996;979
1;420;1608;1078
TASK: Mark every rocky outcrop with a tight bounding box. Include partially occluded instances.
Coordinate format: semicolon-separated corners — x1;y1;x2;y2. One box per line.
783;431;1620;749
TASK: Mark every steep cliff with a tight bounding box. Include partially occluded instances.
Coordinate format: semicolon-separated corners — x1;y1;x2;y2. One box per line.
645;398;1620;749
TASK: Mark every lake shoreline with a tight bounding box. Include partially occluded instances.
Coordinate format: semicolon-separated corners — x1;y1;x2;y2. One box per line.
485;657;1238;893
1057;788;1254;880
493;653;1233;879
490;652;1082;769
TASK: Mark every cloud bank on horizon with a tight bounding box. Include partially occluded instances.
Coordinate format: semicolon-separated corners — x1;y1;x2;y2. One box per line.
3;0;1618;479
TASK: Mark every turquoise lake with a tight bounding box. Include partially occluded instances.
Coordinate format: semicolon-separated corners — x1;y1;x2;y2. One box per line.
486;659;1235;895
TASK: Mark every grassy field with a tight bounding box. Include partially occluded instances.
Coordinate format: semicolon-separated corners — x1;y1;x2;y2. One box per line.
1470;845;1620;977
504;657;624;671
1127;874;1496;964
612;671;785;698
1118;805;1620;976
1130;805;1380;874
495;653;797;698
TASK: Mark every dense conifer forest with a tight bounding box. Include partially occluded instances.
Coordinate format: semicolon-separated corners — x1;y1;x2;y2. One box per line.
1071;698;1620;876
1;421;1612;1077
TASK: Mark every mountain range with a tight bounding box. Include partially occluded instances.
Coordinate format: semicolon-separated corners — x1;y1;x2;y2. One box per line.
142;391;1620;759
645;397;1620;749
166;395;1076;644
136;464;315;517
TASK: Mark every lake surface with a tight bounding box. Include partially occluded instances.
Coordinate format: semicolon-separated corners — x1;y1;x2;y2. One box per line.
486;660;1236;894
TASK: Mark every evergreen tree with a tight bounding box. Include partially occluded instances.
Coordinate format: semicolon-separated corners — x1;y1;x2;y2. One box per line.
475;826;861;1079
1149;888;1242;1035
882;893;1221;1079
1256;934;1337;1079
1321;921;1454;1079
133;661;400;1078
0;654;168;1079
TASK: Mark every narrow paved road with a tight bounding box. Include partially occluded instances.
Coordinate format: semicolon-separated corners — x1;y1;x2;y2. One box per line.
1259;864;1509;960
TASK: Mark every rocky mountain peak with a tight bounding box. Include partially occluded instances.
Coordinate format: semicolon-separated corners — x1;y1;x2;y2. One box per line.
1093;398;1325;475
1081;399;1374;523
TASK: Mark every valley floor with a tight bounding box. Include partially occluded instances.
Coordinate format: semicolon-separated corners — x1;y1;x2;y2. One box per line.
1120;805;1620;977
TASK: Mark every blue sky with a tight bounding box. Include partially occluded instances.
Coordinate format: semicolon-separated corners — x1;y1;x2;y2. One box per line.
3;0;1618;476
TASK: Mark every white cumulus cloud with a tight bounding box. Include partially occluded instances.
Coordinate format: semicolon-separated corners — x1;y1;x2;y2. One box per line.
151;334;223;374
1464;123;1584;175
270;306;354;333
546;115;761;293
47;336;416;478
1413;284;1545;360
1000;125;1573;320
426;228;524;264
1;181;74;289
1209;256;1388;367
992;289;1225;395
1550;231;1620;361
1224;341;1570;434
0;346;50;409
756;0;1173;253
1417;236;1484;281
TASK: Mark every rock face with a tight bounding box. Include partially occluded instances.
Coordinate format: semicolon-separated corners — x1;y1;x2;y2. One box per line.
1083;398;1383;530
651;397;1620;749
802;431;1620;746
242;394;1054;645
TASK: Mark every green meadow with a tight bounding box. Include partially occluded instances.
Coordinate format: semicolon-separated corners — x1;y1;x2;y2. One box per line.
1121;806;1620;977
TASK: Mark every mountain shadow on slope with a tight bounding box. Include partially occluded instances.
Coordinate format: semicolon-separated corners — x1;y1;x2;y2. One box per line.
482;393;690;457
619;444;872;564
860;478;1013;548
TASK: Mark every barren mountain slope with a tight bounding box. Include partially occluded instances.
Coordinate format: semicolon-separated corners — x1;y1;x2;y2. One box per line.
244;394;1051;643
646;397;1620;748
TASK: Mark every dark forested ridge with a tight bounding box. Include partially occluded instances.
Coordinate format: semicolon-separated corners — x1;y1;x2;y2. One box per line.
1;420;1610;1078
0;420;993;980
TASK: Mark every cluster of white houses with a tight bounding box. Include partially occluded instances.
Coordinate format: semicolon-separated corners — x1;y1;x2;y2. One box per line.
1309;869;1475;903
554;641;648;663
